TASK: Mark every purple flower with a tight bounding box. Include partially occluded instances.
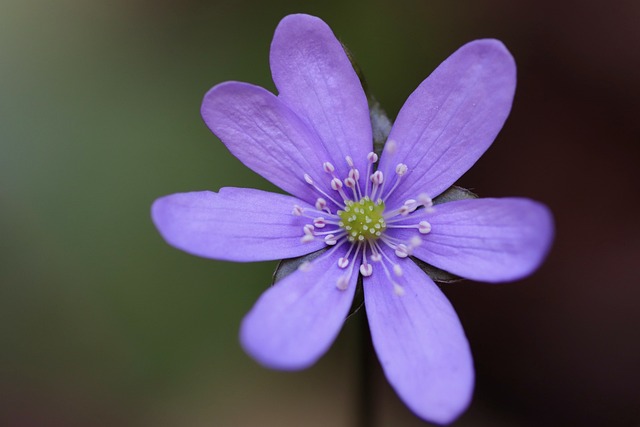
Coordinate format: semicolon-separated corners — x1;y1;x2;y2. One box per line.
151;13;553;425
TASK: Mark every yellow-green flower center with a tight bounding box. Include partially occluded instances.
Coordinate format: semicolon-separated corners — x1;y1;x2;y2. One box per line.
338;197;386;243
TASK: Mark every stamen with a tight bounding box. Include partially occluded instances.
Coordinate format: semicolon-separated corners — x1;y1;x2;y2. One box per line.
393;282;405;296
384;199;418;219
298;261;312;272
300;234;314;243
371;241;404;277
394;243;410;258
365;152;377;196
301;224;315;243
337;242;357;268
409;236;422;248
418;193;433;207
418;221;432;234
384;140;397;155
324;234;338;245
344;177;356;188
323;162;335;173
345;156;354;167
348;167;362;200
336;275;349;291
382;163;409;201
315;198;327;211
344;177;358;200
368;242;406;296
360;263;373;277
393;264;403;277
331;177;343;190
304;174;314;184
313;217;326;228
370;171;384;201
349;168;360;181
313;228;343;236
359;246;373;276
370;171;383;185
292;205;303;216
303;174;345;208
331;177;350;201
336;242;363;289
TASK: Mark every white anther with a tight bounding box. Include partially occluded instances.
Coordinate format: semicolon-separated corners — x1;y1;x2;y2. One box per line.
336;275;349;291
338;257;349;268
330;177;343;190
418;193;433;207
395;163;408;176
304;174;314;184
393;264;403;277
385;140;397;155
393;282;405;296
315;198;327;210
404;199;417;207
409;236;422;248
367;152;378;163
313;217;326;228
399;205;410;216
371;252;382;262
323;162;335;173
345;156;354;167
394;244;410;258
324;234;337;245
292;205;303;216
300;234;314;243
418;221;432;234
360;263;373;277
348;168;360;181
345;177;356;188
298;261;312;272
303;224;315;235
370;171;384;185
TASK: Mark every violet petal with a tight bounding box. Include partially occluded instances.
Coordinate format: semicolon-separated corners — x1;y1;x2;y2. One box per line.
401;197;554;282
151;188;325;262
270;14;372;179
240;247;357;370
201;81;333;204
379;39;516;205
365;250;474;424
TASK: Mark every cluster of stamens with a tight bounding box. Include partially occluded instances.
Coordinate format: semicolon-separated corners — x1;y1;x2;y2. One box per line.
292;147;433;295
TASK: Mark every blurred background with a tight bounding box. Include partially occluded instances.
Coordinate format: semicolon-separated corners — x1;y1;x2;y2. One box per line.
1;0;639;426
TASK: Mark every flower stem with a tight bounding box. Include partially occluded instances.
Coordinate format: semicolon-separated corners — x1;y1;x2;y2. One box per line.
357;308;375;427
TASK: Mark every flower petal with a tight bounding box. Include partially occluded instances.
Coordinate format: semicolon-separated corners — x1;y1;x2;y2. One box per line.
240;247;357;370
404;198;554;282
365;253;474;424
379;39;516;204
151;187;325;262
270;14;372;179
201;81;334;204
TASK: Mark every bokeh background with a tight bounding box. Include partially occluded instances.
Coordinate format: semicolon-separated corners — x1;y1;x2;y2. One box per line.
2;0;639;426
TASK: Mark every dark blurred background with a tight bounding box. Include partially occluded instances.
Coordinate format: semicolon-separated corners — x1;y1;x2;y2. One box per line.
1;0;638;426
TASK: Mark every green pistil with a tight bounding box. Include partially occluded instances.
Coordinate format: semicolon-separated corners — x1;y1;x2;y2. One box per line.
337;197;386;243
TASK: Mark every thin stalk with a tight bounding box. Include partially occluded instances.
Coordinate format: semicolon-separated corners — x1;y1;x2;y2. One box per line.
357;309;375;427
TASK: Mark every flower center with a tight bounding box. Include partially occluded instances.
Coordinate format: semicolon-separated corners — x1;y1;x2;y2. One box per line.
293;150;434;294
338;198;386;242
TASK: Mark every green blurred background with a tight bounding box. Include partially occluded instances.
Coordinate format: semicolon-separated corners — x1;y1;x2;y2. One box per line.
2;0;639;426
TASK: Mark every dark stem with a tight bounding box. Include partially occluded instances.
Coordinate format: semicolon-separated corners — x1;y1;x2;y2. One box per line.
357;308;375;427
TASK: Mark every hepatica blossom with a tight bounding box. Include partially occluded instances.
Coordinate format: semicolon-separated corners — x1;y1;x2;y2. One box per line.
152;13;553;424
